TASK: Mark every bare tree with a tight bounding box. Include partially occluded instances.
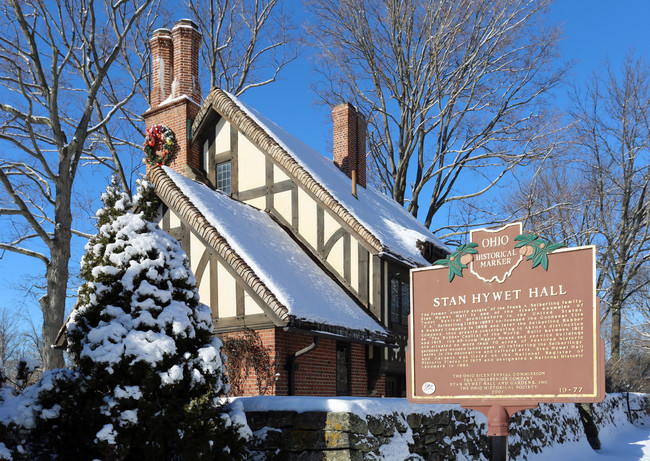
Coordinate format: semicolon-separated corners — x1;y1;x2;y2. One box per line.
572;53;650;361
513;53;650;361
0;308;21;371
0;0;156;369
0;307;43;388
84;2;170;197
184;0;298;96
509;161;599;248
307;0;567;235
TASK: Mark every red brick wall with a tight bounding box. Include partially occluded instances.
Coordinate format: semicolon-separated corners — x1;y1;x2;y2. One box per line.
220;328;385;397
220;328;278;396
350;342;368;396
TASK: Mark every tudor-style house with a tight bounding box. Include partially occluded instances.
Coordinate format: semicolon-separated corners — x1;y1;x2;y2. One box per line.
143;20;448;397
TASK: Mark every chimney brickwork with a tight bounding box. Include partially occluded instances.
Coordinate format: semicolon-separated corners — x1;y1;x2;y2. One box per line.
171;19;202;102
144;20;201;177
149;29;172;108
332;103;367;188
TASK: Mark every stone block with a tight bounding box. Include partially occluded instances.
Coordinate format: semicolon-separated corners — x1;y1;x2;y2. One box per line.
323;430;352;449
366;415;385;436
324;449;363;461
421;414;436;427
395;415;409;433
247;411;297;431
326;412;368;433
436;412;451;425
407;413;423;429
283;430;322;451
252;427;284;450
294;412;327;430
288;449;363;461
424;432;438;445
349;433;377;452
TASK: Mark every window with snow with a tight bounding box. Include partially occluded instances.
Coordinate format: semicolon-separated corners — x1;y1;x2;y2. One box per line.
216;160;231;195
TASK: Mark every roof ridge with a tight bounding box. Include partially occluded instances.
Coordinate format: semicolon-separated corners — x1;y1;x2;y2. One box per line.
148;166;290;323
193;88;383;254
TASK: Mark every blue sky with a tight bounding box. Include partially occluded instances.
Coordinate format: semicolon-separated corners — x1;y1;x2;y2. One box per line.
1;0;649;334
239;0;650;163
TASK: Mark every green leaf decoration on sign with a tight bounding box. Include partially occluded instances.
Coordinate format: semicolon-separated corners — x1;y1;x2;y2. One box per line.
433;242;479;282
514;234;566;271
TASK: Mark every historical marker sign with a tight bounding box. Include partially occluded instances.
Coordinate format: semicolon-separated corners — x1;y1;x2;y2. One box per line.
407;223;605;407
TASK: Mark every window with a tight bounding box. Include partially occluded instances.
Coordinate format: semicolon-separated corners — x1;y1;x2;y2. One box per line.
202;138;210;172
390;276;410;325
336;342;351;395
216;161;231;195
385;374;406;397
201;127;215;174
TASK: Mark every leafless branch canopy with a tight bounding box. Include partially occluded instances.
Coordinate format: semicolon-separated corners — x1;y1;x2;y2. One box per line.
0;0;155;369
307;0;567;233
512;52;650;360
184;0;299;96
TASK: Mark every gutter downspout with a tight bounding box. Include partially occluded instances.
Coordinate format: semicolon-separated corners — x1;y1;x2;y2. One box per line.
286;337;320;396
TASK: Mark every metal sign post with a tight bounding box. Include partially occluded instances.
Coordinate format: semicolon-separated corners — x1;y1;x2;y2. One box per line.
407;223;605;459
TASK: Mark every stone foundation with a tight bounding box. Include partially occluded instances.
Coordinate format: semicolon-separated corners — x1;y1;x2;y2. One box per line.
242;394;650;460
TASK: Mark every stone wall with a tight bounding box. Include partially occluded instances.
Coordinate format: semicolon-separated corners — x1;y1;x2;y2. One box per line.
241;394;650;460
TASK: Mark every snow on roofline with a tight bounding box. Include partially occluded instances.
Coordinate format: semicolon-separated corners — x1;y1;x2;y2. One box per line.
195;89;448;266
157;167;391;343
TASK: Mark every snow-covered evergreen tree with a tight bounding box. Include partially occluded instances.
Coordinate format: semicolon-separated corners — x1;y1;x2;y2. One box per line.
0;178;247;460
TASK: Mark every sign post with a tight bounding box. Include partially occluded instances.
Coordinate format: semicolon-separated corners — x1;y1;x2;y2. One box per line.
407;223;605;459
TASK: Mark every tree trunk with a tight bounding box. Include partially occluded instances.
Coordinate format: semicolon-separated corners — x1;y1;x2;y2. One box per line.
609;267;626;362
610;304;621;362
41;174;73;370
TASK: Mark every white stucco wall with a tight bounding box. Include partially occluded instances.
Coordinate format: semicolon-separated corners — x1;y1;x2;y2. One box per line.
214;117;230;154
218;263;237;318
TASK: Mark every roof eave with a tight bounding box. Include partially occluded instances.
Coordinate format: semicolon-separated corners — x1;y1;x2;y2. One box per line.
151;166;392;345
285;317;396;347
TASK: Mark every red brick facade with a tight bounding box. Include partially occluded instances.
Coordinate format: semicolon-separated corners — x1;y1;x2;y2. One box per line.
144;20;202;176
332;103;367;188
221;328;386;397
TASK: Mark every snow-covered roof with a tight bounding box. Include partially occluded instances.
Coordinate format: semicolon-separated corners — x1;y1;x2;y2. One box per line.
153;167;391;344
193;89;449;267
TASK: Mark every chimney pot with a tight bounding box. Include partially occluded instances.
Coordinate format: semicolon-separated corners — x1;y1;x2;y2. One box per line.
171;19;201;103
149;28;172;108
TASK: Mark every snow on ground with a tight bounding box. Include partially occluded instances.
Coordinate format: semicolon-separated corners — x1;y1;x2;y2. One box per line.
526;427;650;461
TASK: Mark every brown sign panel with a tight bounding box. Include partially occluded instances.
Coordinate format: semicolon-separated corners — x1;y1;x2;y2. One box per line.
407;223;605;407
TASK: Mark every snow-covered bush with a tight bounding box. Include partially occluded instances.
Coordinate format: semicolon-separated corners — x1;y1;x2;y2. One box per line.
0;178;247;460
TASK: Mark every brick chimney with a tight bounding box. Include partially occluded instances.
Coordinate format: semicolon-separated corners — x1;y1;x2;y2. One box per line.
143;19;202;177
332;103;366;193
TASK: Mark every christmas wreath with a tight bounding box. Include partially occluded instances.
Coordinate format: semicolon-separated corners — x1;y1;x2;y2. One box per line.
143;124;176;166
